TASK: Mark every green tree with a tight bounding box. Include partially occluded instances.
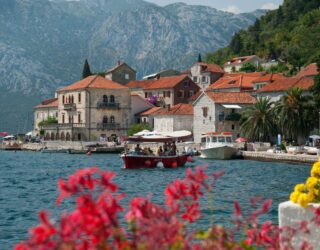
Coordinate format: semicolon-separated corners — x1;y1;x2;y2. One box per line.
38;116;58;128
198;53;202;62
128;123;151;136
239;62;257;72
240;97;276;141
274;87;316;142
82;59;92;79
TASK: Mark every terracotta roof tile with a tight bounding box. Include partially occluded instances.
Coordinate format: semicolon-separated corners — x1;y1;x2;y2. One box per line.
194;62;224;74
59;75;127;92
252;73;284;83
205;92;256;104
140;107;162;116
224;55;256;66
34;98;58;109
128;75;192;90
296;63;318;78
155;103;193;116
257;77;314;93
208;72;263;90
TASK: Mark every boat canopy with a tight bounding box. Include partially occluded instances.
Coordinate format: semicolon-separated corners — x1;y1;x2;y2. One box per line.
126;130;192;143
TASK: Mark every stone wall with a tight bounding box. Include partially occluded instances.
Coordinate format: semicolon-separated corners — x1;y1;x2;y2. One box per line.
154;115;193;133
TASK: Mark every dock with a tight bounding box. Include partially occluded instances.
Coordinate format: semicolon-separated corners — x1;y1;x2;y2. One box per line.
242;151;319;165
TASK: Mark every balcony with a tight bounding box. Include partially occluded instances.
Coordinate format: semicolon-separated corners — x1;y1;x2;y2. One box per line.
97;102;120;109
97;123;120;130
43;123;86;130
63;103;76;111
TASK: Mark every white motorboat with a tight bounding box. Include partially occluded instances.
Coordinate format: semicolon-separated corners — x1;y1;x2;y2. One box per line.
199;132;237;160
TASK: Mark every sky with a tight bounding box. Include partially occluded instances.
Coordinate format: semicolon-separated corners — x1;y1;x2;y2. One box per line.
147;0;284;13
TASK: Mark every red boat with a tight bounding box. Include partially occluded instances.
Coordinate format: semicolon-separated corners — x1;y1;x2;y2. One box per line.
121;130;192;169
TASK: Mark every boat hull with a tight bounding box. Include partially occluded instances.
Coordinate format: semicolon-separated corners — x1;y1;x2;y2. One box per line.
121;154;189;169
200;146;237;160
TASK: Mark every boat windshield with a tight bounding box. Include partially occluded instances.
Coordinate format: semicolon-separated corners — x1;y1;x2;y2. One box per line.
226;136;232;143
218;136;225;143
211;136;217;143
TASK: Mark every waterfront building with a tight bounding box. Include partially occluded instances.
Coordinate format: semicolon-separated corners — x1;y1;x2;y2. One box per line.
223;55;262;73
139;107;162;129
153;103;193;133
256;77;314;102
130;94;155;124
189;62;224;89
127;75;200;107
42;75;132;141
192;91;256;143
33;98;58;136
105;61;136;85
207;72;262;92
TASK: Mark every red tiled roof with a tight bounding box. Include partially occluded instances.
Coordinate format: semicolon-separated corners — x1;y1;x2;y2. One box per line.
59;75;127;92
257;77;314;93
155;103;193;116
224;55;257;66
252;73;284;83
205;92;256;104
128;75;192;90
140;107;162;116
296;63;318;78
34;98;58;109
194;62;224;74
208;72;262;90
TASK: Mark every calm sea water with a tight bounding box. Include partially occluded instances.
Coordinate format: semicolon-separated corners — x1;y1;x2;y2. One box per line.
0;151;311;249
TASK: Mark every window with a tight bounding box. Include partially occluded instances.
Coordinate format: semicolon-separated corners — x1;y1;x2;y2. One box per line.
110;95;115;103
183;81;190;87
218;136;225;143
188;90;194;97
78;113;81;123
231;124;235;130
78;93;81;103
178;90;184;98
62;95;65;104
71;95;74;104
231;109;235;114
55;112;58;117
226;137;232;143
145;92;148;98
62;114;65;124
143;118;147;123
103;95;108;103
202;76;206;83
125;73;129;80
211;136;217;143
167;91;171;98
202;107;208;117
218;111;225;122
110;116;115;124
193;76;198;82
163;91;166;97
103;116;108;124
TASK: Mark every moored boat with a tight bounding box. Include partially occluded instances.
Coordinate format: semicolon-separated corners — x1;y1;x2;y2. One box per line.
199;132;237;160
121;130;192;169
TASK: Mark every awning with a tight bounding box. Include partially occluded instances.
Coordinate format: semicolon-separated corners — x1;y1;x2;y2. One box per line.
222;104;241;109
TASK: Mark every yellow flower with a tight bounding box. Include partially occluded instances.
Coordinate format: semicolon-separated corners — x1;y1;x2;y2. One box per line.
306;177;319;191
307;191;315;202
294;183;306;193
298;193;309;208
311;162;320;178
290;191;300;203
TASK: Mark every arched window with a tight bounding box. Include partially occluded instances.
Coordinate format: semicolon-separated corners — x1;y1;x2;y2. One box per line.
110;116;115;124
103;95;108;103
62;95;65;104
110;95;115;103
71;95;74;103
103;116;108;124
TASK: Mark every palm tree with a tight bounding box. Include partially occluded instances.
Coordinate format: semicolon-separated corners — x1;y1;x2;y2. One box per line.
273;87;316;143
240;97;276;141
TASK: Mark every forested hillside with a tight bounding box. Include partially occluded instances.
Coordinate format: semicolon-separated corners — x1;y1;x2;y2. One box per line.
206;0;320;71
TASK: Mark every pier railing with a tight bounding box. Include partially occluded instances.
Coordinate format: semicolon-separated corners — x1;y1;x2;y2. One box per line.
43;123;86;130
63;103;76;111
97;102;120;109
97;123;120;130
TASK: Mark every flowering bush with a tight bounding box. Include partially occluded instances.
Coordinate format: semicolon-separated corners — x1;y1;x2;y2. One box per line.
16;165;320;249
290;161;320;208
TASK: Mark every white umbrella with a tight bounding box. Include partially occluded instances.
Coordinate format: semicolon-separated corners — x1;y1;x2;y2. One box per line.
26;131;33;136
309;135;320;140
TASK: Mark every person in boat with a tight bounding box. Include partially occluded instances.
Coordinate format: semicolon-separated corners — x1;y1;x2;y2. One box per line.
157;146;163;156
170;142;177;156
134;144;142;154
163;142;169;154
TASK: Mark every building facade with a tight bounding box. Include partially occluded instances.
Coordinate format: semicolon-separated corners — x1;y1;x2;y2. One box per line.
224;55;262;73
42;75;132;141
192;92;256;143
190;62;224;89
105;61;136;85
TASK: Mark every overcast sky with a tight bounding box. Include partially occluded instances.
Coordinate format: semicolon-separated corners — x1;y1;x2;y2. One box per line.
147;0;283;13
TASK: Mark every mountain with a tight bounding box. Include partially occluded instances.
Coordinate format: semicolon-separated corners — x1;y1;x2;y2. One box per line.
206;0;320;72
0;0;264;132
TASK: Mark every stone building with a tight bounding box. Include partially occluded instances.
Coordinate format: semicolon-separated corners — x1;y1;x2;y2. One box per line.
189;62;224;89
223;55;262;73
33;98;58;136
130;94;154;123
42;75;132;141
153;103;193;133
139;107;162;129
105;61;136;85
127;75;200;108
192;91;256;143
